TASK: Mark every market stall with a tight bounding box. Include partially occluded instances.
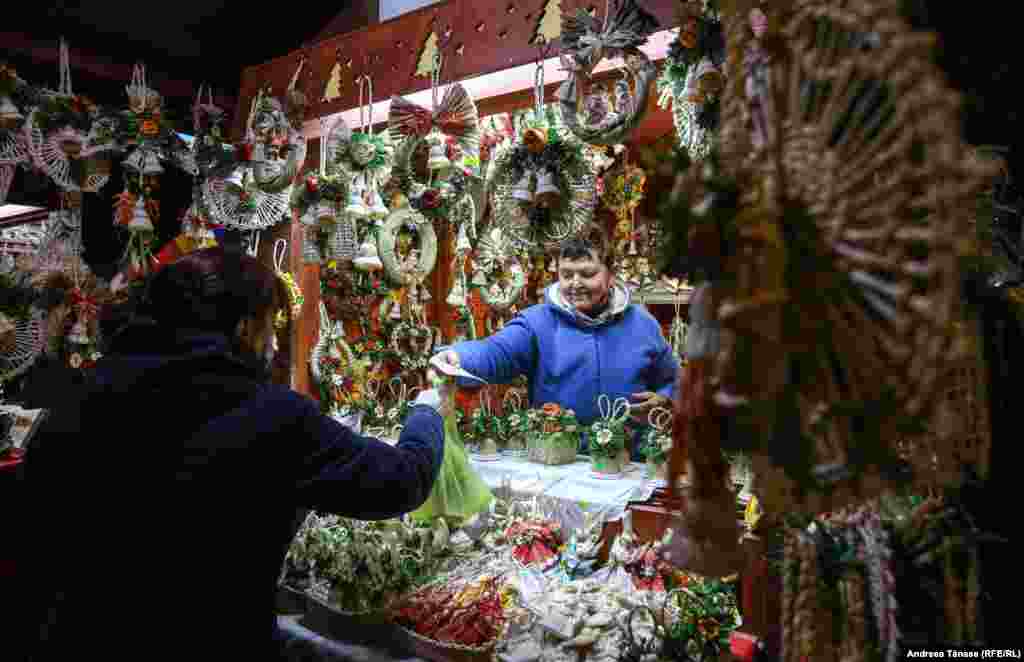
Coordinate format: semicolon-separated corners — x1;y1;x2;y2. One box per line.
3;0;1008;658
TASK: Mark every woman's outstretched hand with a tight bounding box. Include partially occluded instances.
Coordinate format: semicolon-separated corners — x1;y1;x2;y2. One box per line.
629;391;669;423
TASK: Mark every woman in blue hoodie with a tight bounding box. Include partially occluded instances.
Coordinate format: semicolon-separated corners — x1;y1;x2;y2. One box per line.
16;244;445;661
434;232;679;456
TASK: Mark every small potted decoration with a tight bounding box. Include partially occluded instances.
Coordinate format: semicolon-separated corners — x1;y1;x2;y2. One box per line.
641;406;673;480
527;402;580;466
500;389;529;456
589;395;631;475
504;519;562;570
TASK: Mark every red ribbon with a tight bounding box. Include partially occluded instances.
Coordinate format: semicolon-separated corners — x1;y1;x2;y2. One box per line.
70;289;98;319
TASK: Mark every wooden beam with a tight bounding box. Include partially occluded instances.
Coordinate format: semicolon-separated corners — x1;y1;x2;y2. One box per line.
314;0;380;42
236;0;680;139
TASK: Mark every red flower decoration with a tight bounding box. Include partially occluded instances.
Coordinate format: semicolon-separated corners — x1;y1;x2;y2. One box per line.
306;176;319;193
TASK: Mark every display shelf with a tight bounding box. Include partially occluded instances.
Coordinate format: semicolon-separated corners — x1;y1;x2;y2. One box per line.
634;287;694;306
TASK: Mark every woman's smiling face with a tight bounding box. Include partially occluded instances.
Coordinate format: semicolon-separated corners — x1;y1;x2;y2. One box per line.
558;249;613;315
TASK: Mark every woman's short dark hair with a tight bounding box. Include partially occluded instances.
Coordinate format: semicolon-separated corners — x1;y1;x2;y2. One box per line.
144;246;284;335
558;223;614;269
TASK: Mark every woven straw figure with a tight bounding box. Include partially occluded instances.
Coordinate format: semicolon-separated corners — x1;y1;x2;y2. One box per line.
665;0;1000;519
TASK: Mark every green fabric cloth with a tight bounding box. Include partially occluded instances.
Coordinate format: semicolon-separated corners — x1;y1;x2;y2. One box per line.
410;387;493;523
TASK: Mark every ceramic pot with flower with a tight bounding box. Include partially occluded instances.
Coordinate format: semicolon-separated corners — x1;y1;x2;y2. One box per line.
589;395;631;475
527;403;580;465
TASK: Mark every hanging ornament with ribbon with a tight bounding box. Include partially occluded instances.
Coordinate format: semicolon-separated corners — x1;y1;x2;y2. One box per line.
113;165;159;282
388;49;480;241
273;239;304;329
24;39;116;193
487;59;596;252
191;83;233;177
334;75;393;220
388;49;480;164
557;0;660;146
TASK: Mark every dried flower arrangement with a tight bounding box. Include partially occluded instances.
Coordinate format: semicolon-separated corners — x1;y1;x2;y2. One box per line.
284;512;440;615
526;402;581;465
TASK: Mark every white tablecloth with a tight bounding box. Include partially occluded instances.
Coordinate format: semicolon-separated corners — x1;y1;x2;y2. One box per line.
469;453;660;533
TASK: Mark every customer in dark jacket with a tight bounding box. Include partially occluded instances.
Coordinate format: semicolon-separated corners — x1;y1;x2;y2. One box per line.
15;245;445;660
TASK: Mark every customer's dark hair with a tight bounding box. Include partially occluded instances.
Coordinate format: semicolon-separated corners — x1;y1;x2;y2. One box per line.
558;223;613;269
143;245;284;335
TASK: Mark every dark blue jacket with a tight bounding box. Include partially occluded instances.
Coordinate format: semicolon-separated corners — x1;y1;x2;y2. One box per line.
15;320;443;660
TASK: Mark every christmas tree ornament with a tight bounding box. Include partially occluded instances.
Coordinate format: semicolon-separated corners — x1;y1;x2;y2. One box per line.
532;0;563;44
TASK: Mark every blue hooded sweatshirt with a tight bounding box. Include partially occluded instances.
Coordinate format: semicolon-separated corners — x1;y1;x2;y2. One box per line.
453;282;679;455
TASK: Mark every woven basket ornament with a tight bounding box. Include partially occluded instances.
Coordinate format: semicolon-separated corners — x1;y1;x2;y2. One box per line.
671;0;1001;518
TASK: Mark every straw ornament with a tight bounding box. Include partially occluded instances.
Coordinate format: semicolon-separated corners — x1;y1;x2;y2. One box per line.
273;239;303;329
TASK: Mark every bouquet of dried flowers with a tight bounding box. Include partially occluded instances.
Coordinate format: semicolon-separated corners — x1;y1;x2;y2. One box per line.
284;512;436;614
527;402;580;465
